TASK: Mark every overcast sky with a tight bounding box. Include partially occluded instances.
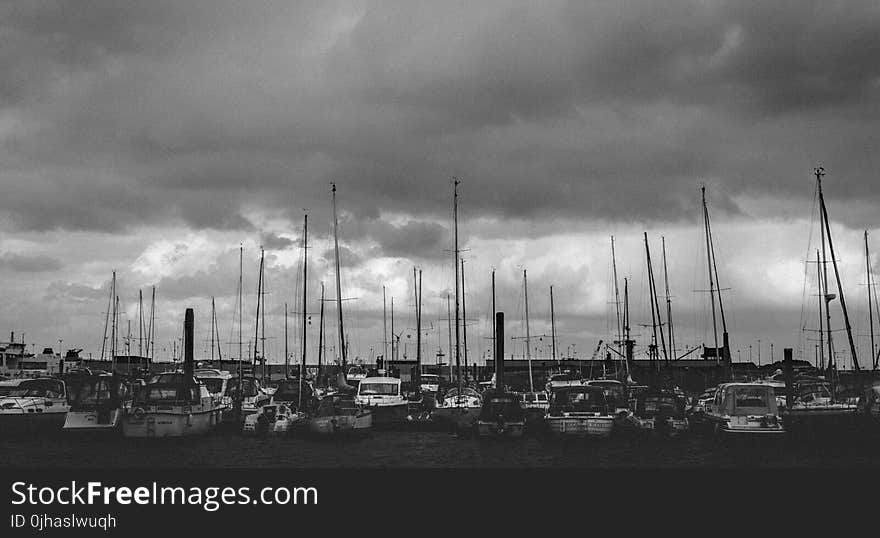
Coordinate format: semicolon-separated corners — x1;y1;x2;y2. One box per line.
2;1;879;369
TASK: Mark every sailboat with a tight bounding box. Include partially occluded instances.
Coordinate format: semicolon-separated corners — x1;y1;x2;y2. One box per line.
476;312;526;438
307;184;372;437
245;215;316;435
122;308;225;438
781;167;861;440
431;179;482;431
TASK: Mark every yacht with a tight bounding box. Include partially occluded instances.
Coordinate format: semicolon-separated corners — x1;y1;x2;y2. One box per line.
63;371;132;434
431;386;482;430
308;390;372;437
476;389;525;438
704;383;785;440
0;377;70;435
355;376;409;426
243;378;315;436
627;388;689;438
545;384;615;439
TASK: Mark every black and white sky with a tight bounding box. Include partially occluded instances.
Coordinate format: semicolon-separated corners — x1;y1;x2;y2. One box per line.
2;1;880;367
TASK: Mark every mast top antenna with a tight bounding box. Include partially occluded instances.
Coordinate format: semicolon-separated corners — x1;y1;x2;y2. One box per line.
815;166;825;179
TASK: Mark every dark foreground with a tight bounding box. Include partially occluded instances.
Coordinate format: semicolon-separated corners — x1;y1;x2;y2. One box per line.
2;431;878;468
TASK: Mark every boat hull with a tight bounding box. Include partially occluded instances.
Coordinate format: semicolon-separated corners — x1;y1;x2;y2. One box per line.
122;407;223;438
545;415;615;439
63;408;124;434
782;405;862;441
432;406;481;430
476;420;525;438
308;411;372;437
365;402;410;426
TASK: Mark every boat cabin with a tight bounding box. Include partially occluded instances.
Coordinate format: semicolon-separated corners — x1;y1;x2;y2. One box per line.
587;379;628;411
135;374;208;405
712;383;779;417
315;393;361;418
478;390;525;422
272;378;316;409
2;377;66;400
67;372;130;410
548;385;611;415
634;390;687;420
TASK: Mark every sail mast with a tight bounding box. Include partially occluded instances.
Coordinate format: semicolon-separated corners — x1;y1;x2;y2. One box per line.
662;236;675;360
816;250;824;370
524;269;534;392
611;236;623;357
453;178;462;394
492;270;496;365
644;232;668;365
702;187;720;364
550;285;557;363
332;184;347;375
383;285;388;366
461;259;469;380
317;282;325;385
816;167;860;372
211;297;216;363
414;267;422;387
866;231;875;370
253;248;264;384
238;244;243;405
284;302;289;378
300;213;308;405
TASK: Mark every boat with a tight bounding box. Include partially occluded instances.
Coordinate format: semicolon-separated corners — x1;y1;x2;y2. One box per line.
225;375;272;423
545;384;615;439
355;376;410;426
194;368;234;411
62;371;132;434
703;382;784;441
476;389;525;438
419;373;442;394
308;389;372;437
587;379;630;415
626;388;689;438
857;382;880;436
780;376;860;440
0;377;70;436
432;386;482;430
243;377;315;435
306;184;373;437
122;308;225;438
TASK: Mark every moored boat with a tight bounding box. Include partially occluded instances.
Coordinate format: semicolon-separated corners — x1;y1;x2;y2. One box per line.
431;386;482;430
627;388;689;438
0;377;69;436
308;390;372;437
704;382;784;441
545;384;615;439
63;371;132;434
355;376;409;426
476;389;525;438
244;377;315;435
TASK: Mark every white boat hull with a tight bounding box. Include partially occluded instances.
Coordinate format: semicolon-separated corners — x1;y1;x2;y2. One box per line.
63;409;124;433
122;407;223;438
546;415;615;439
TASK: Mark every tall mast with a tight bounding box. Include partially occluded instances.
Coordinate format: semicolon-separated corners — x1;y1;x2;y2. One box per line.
644;232;668;365
816;167;860;372
550;285;557;363
112;294;118;371
453;178;462;394
211;297;216;363
391;297;395;361
866;231;875;370
253;248;264;384
149;286;155;365
238;244;243;400
447;293;453;381
383;285;388;366
317;282;325;384
332;183;347;374
284;302;289;378
611;236;623;357
702;187;720;364
817;250;824;370
461;259;469;380
261;248;266;382
491;270;496;364
138;289;143;359
414;267;422;386
100;271;114;361
524;269;534;392
662;236;675;360
623;278;633;380
300;213;308;405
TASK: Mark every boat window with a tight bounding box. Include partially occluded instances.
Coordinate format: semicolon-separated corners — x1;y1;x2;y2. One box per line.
72;378;113;405
524;393;536;402
315;396;357;417
359;382;399;396
9;379;64;398
731;387;771;412
199;378;226;395
228;378;260;397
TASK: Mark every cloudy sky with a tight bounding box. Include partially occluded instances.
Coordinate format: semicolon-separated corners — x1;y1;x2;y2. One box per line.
2;1;879;369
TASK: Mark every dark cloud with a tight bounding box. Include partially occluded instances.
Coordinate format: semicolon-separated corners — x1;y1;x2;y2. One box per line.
260;231;295;251
0;252;62;272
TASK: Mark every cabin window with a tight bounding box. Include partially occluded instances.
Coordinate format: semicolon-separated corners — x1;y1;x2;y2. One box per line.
359;383;399;396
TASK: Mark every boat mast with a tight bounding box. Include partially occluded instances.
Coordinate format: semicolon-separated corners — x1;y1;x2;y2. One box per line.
644;232;668;366
550;285;557;363
383;285;388;367
300;213;308;406
149;286;155;368
816;167;860;372
492;270;496;363
138;289;143;360
662;236;675;360
211;297;216;364
317;282;325;385
816;250;825;370
112;294;118;372
461;259;469;381
391;297;395;361
332;184;348;376
100;271;114;362
623;278;633;380
702;187;720;365
253;248;264;384
447;293;453;381
867;231;876;370
284;302;289;378
453;178;462;395
611;236;623;357
524;269;534;392
238;243;243;408
414;267;422;387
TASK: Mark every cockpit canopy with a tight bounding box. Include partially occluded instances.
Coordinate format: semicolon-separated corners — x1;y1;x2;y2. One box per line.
549;386;610;414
